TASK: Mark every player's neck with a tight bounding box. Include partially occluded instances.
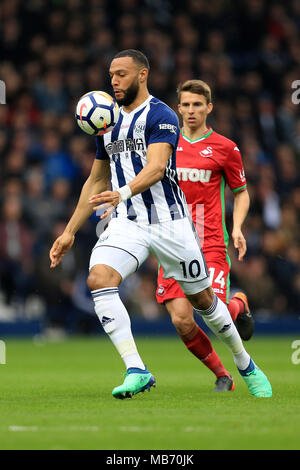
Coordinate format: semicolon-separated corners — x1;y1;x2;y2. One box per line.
122;89;150;114
182;123;211;141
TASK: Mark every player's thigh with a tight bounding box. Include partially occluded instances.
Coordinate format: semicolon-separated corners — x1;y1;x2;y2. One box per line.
89;218;149;281
205;255;231;305
156;265;196;331
156;264;186;303
151;217;211;296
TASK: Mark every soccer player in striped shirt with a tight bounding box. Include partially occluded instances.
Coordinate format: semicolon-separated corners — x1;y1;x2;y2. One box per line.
156;79;256;392
50;50;272;398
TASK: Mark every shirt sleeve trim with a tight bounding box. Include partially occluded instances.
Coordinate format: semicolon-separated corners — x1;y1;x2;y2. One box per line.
232;184;247;193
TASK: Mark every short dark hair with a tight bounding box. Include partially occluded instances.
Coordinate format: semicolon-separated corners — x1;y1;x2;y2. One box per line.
177;79;212;104
113;49;150;70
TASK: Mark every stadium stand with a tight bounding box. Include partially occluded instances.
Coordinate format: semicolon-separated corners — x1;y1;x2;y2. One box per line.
0;0;299;333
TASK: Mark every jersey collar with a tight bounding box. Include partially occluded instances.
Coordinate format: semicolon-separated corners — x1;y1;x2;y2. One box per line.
181;127;213;143
121;95;153;116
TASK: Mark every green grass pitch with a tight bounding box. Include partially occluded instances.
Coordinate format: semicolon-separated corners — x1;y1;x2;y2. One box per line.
0;335;299;450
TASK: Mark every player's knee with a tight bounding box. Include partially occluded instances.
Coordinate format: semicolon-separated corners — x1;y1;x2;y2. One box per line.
167;306;193;333
187;287;215;311
86;270;104;291
87;265;121;291
166;299;194;333
171;313;192;333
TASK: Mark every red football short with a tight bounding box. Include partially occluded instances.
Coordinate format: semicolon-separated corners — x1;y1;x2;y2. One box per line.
156;252;231;305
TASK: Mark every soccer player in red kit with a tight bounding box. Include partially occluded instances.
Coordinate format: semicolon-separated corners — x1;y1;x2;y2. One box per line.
156;79;254;392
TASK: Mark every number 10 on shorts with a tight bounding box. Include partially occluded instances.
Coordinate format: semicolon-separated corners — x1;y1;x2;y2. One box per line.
180;259;202;278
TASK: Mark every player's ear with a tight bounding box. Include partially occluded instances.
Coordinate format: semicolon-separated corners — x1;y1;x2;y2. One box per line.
207;102;213;115
139;67;148;83
178;103;183;116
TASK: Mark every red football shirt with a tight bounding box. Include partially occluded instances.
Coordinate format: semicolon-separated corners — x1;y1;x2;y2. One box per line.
176;128;247;256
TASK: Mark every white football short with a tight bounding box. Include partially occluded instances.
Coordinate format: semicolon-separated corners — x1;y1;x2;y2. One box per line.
89;216;211;295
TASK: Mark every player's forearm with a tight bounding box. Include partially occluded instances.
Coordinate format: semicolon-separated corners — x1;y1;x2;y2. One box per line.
232;189;250;230
64;176;109;235
127;162;165;197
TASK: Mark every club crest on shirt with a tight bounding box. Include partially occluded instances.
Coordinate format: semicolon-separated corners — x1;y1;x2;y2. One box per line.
134;121;146;134
156;284;165;296
199;146;213;158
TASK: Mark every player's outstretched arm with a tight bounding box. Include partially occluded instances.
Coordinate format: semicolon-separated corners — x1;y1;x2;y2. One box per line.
232;189;250;261
49;159;111;268
89;142;172;218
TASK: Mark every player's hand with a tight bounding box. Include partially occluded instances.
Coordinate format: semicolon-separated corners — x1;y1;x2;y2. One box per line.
232;228;247;261
89;190;121;219
49;232;75;268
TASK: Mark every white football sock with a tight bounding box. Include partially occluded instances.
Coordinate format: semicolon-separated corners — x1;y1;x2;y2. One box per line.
195;294;251;371
92;287;145;370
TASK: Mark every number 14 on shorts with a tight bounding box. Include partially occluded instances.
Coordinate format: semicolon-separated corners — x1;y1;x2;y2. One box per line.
209;267;225;289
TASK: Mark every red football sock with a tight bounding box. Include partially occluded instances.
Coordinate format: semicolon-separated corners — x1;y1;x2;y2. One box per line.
179;323;231;378
228;298;244;322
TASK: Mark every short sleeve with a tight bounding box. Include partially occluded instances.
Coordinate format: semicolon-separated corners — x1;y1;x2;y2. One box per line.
95;135;109;160
146;104;180;149
223;144;247;192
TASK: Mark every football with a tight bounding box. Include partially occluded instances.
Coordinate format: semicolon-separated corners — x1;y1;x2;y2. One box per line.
75;90;119;135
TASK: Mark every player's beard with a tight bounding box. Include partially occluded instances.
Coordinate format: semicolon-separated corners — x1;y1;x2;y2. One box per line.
115;77;139;106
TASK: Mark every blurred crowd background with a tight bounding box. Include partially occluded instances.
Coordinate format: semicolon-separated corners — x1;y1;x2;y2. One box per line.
0;0;299;333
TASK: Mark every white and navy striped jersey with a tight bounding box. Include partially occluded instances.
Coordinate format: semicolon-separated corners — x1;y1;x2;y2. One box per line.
95;95;187;224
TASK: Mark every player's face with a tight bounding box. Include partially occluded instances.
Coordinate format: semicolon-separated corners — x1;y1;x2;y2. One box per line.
109;57;141;106
178;92;213;129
